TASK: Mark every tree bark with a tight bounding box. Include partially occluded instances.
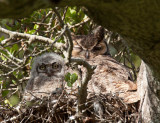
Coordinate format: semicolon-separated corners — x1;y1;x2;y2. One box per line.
0;0;160;122
137;61;160;122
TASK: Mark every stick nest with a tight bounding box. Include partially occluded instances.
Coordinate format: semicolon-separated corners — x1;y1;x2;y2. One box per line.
0;91;139;123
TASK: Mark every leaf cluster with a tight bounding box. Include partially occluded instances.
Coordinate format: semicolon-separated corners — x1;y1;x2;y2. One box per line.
65;72;78;87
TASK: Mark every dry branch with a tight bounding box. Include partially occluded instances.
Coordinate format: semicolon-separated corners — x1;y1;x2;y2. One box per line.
0;26;63;48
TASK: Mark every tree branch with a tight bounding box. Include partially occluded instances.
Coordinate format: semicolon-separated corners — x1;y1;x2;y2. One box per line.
71;58;96;113
0;26;63;48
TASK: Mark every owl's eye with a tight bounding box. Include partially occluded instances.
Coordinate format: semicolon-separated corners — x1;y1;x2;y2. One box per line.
52;63;59;69
39;64;46;70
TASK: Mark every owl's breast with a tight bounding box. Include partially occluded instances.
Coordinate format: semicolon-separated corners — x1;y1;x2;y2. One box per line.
24;77;64;101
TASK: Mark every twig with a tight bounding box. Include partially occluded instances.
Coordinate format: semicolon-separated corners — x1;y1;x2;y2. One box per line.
47;11;55;37
62;6;68;21
0;64;28;77
1;114;22;123
0;61;13;70
50;25;67;48
69;18;90;29
52;7;73;63
0;45;23;63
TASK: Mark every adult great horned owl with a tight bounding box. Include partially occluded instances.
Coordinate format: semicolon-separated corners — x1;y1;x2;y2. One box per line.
24;53;65;101
71;26;139;104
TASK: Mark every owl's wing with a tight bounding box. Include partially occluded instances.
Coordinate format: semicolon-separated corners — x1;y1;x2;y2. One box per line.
23;77;35;101
87;55;139;104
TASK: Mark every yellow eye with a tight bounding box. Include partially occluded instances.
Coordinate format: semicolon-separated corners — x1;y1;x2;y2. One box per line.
52;63;59;69
39;64;46;70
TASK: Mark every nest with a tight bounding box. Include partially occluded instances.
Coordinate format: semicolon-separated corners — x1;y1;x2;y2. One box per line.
0;91;139;123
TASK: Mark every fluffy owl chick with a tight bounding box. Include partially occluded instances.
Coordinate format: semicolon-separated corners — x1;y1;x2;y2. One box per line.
24;53;65;101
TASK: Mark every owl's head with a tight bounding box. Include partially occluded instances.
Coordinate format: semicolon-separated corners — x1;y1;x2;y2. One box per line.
31;53;65;78
72;26;107;59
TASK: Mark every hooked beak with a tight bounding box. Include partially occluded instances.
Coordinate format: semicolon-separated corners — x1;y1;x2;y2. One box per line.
85;50;89;59
47;69;53;77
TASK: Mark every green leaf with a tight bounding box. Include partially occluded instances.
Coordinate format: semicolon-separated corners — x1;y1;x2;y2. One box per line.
70;8;76;15
9;44;19;53
64;72;71;82
9;95;20;106
0;36;5;42
34;24;39;30
2;90;9;97
70;73;78;83
57;39;65;43
12;80;17;85
28;29;36;34
12;44;19;51
67;81;72;87
4;99;12;107
65;73;78;87
13;71;18;77
0;55;7;61
5;24;12;30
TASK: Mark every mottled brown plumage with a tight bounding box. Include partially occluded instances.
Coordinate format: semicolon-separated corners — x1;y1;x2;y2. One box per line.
71;26;139;104
87;55;139;104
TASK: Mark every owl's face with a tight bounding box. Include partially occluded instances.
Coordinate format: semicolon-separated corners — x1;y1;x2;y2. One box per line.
71;26;107;59
31;53;65;78
72;36;107;59
37;60;62;77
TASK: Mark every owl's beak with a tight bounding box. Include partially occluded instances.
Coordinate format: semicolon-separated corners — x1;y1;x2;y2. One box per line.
47;69;53;77
85;50;89;59
47;73;52;77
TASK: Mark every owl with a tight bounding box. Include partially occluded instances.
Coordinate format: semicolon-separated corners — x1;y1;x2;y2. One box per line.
24;53;65;101
71;26;139;104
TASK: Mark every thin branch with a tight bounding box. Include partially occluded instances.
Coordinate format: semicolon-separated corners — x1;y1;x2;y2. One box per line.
0;62;13;70
0;64;27;77
69;18;90;29
0;26;64;48
48;12;55;29
52;8;73;63
62;6;68;21
1;114;22;123
0;45;23;63
50;25;67;48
